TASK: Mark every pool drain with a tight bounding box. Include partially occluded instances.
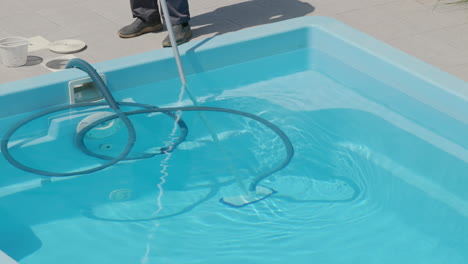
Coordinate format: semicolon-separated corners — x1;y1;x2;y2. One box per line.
100;144;113;150
77;112;122;139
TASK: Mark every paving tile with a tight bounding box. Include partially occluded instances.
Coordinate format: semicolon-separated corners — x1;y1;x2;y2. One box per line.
41;28;79;43
414;0;438;5
370;0;402;4
310;0;398;15
335;0;468;41
431;0;468;13
401;7;468;33
36;5;119;36
306;0;365;14
191;13;243;38
0;1;28;18
0;65;27;84
27;36;51;52
447;63;468;81
196;0;249;11
0;12;65;38
203;0;288;28
334;10;380;28
355;19;417;41
75;29;167;64
333;1;429;42
388;33;467;69
255;0;316;21
19;0;80;12
387;34;442;58
187;4;216;17
426;50;468;70
335;0;430;27
0;27;14;39
418;23;468;51
10;64;52;80
78;0;133;27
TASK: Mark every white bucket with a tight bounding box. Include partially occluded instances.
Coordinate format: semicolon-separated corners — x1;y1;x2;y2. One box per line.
0;37;29;67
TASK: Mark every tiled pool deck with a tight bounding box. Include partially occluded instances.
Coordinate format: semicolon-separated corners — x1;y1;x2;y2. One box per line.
1;0;468;83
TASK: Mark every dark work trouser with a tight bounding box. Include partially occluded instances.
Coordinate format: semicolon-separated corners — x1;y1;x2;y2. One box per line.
130;0;190;25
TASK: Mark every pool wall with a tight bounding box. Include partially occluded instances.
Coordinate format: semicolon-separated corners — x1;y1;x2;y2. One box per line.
1;16;468;208
0;26;311;118
1;16;467;206
298;108;468;258
2;16;468;209
1;16;467;119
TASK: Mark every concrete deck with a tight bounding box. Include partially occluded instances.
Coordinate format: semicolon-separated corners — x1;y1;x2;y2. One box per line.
1;0;468;84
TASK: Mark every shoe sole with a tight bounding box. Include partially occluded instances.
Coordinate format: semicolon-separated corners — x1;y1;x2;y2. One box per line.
162;30;193;47
119;24;163;38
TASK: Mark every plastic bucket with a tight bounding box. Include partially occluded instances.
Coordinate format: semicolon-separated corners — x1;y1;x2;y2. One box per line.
0;37;29;67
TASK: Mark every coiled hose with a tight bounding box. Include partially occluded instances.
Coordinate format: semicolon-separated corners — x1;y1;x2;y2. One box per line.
1;58;294;193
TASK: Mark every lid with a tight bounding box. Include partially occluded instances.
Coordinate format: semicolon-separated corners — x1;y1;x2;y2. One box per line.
48;39;86;54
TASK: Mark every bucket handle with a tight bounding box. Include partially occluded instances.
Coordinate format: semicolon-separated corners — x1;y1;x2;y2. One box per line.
0;40;29;46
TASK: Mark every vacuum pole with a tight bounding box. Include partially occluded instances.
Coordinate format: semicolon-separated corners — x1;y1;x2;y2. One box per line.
157;1;274;204
159;0;187;86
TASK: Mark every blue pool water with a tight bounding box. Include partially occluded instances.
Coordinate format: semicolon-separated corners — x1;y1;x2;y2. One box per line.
1;17;468;263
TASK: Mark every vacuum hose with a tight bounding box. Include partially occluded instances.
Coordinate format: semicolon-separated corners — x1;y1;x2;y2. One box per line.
1;59;294;192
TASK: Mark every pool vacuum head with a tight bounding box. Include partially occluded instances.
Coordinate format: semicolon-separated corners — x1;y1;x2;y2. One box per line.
220;186;276;207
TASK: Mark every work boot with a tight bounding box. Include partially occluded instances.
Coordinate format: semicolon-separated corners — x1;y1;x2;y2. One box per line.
162;23;192;47
118;18;163;38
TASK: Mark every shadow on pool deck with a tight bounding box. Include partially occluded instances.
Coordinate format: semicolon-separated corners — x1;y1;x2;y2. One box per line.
189;0;315;38
2;0;468;84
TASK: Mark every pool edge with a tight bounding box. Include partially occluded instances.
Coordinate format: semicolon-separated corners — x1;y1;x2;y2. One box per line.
0;16;467;118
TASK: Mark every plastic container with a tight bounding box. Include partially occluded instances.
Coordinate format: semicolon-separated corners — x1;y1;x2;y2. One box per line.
0;37;29;67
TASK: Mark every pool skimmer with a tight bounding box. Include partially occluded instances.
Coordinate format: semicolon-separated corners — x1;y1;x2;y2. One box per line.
69;74;106;104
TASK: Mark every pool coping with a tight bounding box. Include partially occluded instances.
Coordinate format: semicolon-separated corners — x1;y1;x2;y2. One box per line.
0;16;467;118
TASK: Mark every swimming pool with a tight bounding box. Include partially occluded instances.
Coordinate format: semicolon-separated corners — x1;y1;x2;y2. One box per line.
1;16;467;263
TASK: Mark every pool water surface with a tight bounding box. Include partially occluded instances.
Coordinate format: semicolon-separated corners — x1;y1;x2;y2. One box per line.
1;17;467;264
